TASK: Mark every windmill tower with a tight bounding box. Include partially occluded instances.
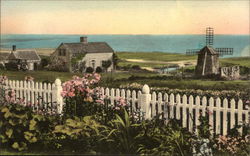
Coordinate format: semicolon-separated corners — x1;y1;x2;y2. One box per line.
186;27;233;76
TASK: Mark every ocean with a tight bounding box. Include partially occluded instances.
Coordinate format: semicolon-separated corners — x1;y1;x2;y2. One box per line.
0;34;249;57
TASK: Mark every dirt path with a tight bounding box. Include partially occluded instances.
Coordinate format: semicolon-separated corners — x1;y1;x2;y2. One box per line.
125;59;196;67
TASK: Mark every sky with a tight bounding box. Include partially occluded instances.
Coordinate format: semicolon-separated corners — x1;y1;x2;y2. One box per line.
1;0;249;35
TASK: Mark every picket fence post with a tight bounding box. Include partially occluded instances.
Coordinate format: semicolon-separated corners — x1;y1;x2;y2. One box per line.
139;84;151;119
53;79;63;114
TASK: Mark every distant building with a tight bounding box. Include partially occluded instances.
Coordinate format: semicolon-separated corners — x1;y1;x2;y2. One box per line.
50;37;114;72
7;45;41;70
220;66;240;80
195;46;219;76
0;52;10;65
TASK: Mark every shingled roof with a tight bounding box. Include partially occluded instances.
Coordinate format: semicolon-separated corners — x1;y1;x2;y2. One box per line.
199;46;218;55
8;50;41;61
61;42;114;54
0;52;10;61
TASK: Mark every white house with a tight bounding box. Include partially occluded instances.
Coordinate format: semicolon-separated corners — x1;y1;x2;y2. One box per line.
50;37;114;72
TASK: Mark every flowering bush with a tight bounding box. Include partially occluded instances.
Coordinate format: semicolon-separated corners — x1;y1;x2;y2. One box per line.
214;135;250;155
61;73;103;117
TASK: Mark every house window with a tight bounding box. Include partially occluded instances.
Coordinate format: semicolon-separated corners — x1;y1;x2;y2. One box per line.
59;49;66;56
91;60;96;69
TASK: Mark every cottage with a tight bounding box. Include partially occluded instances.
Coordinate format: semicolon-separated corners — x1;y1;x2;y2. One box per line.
7;45;41;70
50;37;114;72
195;46;219;76
0;52;10;65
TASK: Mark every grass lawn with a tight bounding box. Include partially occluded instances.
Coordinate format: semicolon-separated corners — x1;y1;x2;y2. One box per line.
118;61;168;68
116;52;197;68
117;52;197;62
220;57;250;67
100;75;250;91
0;70;77;83
117;52;250;70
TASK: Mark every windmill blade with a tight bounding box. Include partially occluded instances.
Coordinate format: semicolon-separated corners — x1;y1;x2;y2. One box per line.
206;27;214;46
186;49;200;55
215;48;233;56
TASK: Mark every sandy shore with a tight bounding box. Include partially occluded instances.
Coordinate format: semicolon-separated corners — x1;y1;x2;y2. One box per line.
125;59;196;67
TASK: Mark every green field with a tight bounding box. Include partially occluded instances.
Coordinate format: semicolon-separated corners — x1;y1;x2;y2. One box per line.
116;52;250;69
116;52;196;68
220;57;250;67
117;52;197;61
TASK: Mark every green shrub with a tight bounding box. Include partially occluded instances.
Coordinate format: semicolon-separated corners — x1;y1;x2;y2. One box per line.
95;66;103;73
86;67;94;73
0;104;59;151
51;116;105;154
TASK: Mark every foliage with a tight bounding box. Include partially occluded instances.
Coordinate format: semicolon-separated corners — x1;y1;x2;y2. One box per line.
40;58;49;69
51;116;105;154
102;60;112;72
48;58;68;72
137;118;193;156
131;65;141;70
112;53;119;70
5;62;18;71
0;103;59;151
86;67;94;73
95;66;103;73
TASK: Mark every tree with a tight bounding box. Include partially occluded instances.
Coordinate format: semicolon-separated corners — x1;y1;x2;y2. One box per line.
41;58;49;68
102;60;112;72
112;53;119;70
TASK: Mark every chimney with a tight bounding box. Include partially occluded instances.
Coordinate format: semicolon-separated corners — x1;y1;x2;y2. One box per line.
12;45;16;51
80;36;87;44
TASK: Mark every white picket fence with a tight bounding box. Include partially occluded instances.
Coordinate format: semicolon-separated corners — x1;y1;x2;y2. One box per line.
1;79;63;114
1;79;249;135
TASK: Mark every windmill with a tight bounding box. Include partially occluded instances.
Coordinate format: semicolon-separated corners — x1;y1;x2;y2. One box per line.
186;27;234;56
186;27;234;76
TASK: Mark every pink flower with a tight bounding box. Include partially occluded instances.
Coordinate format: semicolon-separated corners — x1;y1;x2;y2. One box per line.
68;92;75;97
96;99;104;105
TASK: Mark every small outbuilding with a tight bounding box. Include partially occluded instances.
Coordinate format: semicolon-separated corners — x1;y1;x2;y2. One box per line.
7;45;41;70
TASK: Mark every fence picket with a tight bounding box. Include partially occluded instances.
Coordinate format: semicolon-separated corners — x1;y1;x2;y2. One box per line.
223;98;228;135
238;99;243;134
151;92;157;117
176;94;181;120
230;99;236;130
132;90;137;111
110;88;115;106
215;98;221;135
163;93;169;120
182;94;187;127
208;97;214;134
188;95;194;132
195;96;201;133
16;80;20;100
